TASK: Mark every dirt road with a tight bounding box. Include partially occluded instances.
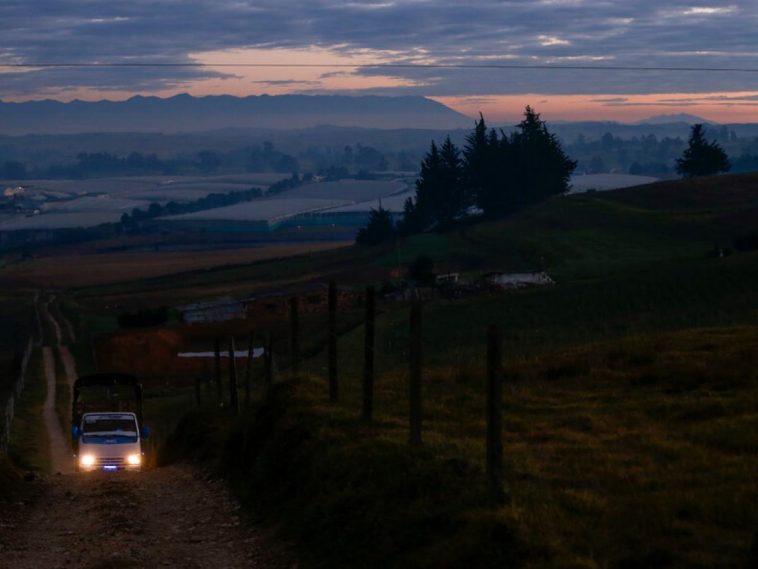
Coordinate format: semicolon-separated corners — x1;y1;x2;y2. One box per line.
41;347;74;474
0;466;292;569
40;296;77;474
3;298;295;568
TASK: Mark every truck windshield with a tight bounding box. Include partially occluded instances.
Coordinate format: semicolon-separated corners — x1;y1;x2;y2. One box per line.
82;417;137;435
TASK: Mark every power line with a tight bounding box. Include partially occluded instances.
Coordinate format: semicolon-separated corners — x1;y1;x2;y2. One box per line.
2;62;758;73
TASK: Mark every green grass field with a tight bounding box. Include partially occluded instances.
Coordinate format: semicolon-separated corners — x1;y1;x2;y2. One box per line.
166;325;757;569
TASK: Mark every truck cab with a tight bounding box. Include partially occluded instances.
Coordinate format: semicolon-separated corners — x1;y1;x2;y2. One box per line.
74;412;144;471
71;373;149;472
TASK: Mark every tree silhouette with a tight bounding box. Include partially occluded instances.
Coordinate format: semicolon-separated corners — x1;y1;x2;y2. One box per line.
356;205;396;246
464;115;509;217
676;124;730;177
400;137;466;231
389;107;577;237
435;137;466;226
510;106;576;207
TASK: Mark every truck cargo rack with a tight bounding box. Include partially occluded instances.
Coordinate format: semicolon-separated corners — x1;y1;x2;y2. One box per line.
72;373;144;427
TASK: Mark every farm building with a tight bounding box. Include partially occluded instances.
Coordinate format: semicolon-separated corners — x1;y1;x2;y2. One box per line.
179;297;246;324
485;271;555;289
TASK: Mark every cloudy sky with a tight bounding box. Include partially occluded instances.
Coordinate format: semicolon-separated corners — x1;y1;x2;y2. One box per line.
2;0;758;122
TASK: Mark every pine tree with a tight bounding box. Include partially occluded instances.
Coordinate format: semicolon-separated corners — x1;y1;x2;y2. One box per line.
403;140;441;232
676;124;731;177
402;138;465;231
436;136;466;226
356;206;396;246
510;106;576;206
463;115;500;216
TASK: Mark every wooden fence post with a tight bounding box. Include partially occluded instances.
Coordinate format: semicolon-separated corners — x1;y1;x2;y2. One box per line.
362;286;375;421
245;332;254;405
264;332;273;387
213;337;223;405
409;298;423;445
228;337;239;415
486;325;505;503
328;281;338;402
203;361;212;400
194;375;202;406
289;297;300;377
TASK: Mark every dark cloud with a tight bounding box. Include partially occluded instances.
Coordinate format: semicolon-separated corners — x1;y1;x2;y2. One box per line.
1;0;757;97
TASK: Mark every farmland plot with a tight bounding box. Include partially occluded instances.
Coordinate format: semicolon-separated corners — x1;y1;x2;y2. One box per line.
328;189;414;212
1;173;292;230
161;179;409;223
41;195;146;212
282;179;406;201
0;211;122;229
162;197;351;223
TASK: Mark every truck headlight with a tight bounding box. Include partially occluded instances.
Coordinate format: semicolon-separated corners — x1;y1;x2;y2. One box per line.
80;454;96;467
127;454;141;466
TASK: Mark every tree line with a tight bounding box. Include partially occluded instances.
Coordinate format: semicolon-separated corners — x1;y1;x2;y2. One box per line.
119;187;264;230
358;116;734;245
119;173;302;232
359;107;577;244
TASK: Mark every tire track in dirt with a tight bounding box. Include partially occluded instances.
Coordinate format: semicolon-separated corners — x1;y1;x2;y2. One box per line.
38;295;76;475
58;346;78;392
41;347;74;475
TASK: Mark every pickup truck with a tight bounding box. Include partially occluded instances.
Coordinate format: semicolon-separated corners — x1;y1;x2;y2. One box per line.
71;373;150;472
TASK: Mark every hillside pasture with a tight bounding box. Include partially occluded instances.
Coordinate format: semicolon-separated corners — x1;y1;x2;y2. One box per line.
286;326;758;569
568;173;659;193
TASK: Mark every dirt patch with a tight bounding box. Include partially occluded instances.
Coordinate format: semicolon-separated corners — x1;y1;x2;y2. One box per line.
0;465;294;569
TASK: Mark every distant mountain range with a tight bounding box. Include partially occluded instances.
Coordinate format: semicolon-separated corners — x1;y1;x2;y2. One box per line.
636;113;715;125
0;94;472;135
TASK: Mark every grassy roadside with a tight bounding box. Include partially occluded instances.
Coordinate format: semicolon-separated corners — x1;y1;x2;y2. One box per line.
165;326;758;569
6;348;50;474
